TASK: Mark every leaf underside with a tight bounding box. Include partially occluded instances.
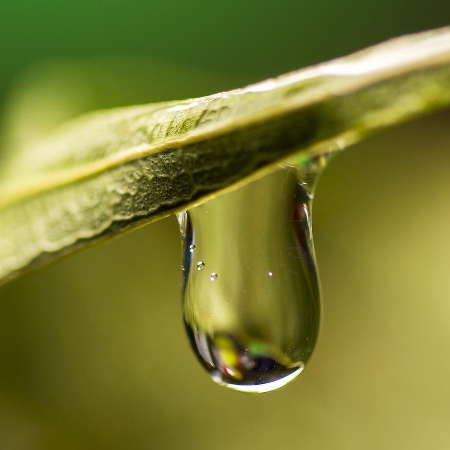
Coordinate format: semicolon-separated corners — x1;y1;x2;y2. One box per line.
1;27;450;285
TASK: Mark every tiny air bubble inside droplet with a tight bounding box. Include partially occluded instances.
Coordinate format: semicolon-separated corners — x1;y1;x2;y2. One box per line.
210;273;218;281
197;261;205;270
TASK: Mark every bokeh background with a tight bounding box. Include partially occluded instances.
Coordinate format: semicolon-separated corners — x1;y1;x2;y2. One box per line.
1;1;450;449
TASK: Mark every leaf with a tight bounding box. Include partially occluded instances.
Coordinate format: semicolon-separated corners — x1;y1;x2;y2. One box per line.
1;27;450;285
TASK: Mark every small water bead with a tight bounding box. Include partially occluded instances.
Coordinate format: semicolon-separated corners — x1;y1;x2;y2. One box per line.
177;157;328;393
189;244;196;253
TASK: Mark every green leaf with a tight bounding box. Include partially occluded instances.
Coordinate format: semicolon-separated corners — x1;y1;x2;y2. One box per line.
1;27;450;285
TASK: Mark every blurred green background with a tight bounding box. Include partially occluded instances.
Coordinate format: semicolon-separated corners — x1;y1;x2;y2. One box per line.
1;1;450;449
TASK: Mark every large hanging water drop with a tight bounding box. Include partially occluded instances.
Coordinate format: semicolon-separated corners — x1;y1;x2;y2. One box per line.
177;156;328;393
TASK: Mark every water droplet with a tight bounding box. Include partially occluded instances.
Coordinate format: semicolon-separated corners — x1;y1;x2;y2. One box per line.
189;244;196;253
210;272;218;281
177;155;329;393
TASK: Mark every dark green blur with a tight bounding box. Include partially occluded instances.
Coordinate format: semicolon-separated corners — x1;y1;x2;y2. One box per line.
1;1;450;449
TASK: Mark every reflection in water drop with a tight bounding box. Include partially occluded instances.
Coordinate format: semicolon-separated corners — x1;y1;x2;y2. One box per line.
189;244;196;253
178;157;328;393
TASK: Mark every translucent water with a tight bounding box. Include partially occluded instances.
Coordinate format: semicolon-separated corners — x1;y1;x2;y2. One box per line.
177;157;327;393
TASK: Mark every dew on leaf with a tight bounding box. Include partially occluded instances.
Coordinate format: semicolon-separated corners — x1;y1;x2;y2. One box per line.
177;154;330;393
